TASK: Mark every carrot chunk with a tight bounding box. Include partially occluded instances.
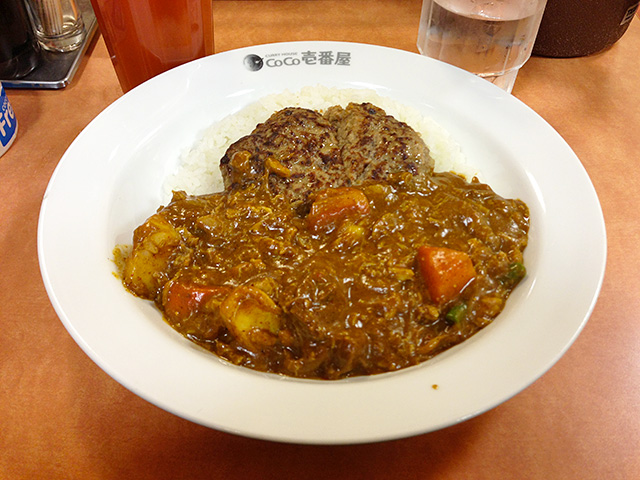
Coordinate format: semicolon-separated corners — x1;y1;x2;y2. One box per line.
416;246;476;305
162;280;231;321
307;187;370;233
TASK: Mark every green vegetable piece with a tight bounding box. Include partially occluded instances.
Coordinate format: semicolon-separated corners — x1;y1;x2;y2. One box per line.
445;303;468;324
502;261;527;285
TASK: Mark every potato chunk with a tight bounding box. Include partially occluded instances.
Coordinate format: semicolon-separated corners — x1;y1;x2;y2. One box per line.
123;215;184;299
219;286;282;348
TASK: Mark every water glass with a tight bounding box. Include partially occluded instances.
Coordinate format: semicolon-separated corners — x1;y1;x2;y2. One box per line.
417;0;548;93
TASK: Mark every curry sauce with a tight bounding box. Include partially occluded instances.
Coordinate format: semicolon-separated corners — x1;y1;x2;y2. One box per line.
122;171;529;379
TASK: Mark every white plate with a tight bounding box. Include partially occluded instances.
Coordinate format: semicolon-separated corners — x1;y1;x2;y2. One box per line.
38;42;606;444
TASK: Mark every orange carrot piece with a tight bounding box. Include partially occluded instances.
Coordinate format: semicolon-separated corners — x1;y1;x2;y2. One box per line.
307;187;370;233
162;280;231;320
416;246;476;305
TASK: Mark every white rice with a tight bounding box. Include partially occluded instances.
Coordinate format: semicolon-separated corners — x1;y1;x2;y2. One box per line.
163;86;476;196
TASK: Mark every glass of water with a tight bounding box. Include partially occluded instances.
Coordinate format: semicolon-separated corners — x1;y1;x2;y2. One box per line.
417;0;548;93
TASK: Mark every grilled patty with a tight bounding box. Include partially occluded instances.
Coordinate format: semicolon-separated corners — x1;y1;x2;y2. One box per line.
219;102;434;206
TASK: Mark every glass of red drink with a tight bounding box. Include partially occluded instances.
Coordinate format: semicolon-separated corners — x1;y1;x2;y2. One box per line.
90;0;214;92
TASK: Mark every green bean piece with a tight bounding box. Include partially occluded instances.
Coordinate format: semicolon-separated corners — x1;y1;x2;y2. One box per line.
446;303;468;324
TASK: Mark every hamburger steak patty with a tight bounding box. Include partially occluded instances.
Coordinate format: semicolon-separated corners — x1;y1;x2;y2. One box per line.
219;107;343;206
324;102;434;184
219;102;435;205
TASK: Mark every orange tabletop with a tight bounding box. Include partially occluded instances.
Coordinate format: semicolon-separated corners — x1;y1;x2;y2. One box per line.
2;1;639;478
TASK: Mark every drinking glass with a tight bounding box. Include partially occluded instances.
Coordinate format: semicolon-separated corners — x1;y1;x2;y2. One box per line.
90;0;215;93
25;0;86;53
417;0;548;93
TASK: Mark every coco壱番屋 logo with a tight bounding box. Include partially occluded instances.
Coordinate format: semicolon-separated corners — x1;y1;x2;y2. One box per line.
243;51;352;72
243;54;264;71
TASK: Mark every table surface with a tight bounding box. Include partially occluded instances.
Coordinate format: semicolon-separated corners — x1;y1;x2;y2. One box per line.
2;1;639;478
